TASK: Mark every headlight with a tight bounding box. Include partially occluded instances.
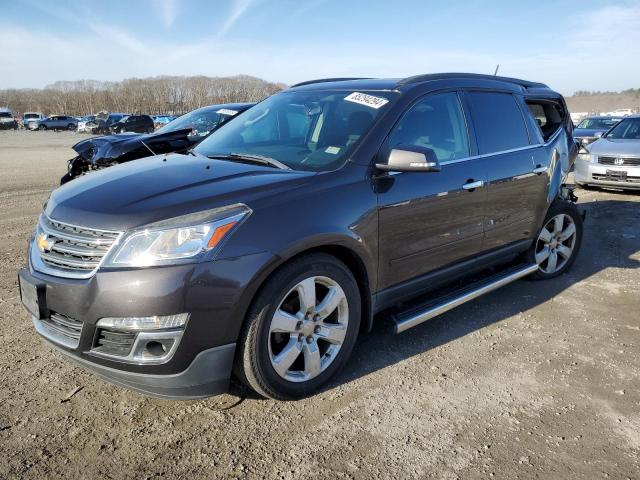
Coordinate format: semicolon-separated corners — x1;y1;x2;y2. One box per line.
105;203;250;267
578;153;594;163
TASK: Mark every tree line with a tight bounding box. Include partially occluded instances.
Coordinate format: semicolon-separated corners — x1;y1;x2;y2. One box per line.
0;75;285;116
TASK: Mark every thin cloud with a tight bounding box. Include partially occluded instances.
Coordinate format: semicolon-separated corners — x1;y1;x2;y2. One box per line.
2;2;639;95
23;0;84;25
154;0;178;28
218;0;255;38
88;22;153;56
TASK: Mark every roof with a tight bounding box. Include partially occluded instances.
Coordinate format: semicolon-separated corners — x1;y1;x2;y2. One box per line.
289;73;551;93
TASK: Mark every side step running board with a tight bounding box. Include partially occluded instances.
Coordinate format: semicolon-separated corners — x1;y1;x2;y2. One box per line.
393;263;539;334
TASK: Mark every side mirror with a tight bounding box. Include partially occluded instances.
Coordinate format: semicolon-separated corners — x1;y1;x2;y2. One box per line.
376;146;441;173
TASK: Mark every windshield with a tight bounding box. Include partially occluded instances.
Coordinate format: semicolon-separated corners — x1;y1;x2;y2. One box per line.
577;117;620;129
194;90;398;172
24;113;39;119
0;112;12;118
605;117;640;139
156;108;228;136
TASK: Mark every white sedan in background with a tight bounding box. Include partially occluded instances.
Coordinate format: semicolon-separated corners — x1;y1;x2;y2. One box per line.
575;115;640;190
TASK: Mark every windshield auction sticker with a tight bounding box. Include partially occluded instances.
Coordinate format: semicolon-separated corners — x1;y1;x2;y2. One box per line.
216;109;239;116
344;92;389;109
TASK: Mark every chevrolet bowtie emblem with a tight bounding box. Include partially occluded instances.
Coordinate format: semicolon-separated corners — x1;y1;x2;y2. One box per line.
36;233;54;253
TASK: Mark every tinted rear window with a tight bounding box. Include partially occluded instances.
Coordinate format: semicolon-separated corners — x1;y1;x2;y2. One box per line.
467;92;530;154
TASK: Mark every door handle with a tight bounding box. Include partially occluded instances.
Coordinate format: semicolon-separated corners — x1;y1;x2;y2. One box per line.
532;165;547;174
462;180;484;190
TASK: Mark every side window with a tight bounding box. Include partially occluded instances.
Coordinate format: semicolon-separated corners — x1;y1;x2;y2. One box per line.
388;92;469;162
467;92;530;154
526;100;564;142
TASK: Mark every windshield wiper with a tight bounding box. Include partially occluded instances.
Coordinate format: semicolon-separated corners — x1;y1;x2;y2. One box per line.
208;152;291;170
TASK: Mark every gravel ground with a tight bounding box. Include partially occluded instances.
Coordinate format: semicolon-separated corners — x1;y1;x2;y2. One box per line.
1;130;639;479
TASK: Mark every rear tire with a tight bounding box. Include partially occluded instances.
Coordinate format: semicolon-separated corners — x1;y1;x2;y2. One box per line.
235;253;361;400
526;201;582;280
39;125;47;130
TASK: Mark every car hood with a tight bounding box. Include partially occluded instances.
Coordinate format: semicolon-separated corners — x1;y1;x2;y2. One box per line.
72;128;193;165
573;128;606;137
46;153;315;231
586;138;640;157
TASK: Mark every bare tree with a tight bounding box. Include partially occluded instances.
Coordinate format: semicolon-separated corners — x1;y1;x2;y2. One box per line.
0;75;285;116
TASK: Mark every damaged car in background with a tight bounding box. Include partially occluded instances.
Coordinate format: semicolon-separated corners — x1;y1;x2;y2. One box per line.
84;112;128;135
61;103;253;184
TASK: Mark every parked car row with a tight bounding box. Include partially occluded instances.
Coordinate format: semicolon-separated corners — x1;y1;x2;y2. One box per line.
5;111;182;134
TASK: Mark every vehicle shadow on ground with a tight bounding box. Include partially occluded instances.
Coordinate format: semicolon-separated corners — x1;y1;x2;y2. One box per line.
331;197;640;392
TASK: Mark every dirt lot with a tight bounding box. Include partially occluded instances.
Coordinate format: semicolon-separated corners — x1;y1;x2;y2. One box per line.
0;130;639;479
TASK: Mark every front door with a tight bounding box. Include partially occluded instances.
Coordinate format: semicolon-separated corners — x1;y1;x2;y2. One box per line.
377;91;487;290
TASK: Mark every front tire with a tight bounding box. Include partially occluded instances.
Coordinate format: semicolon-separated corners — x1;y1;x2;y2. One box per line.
527;201;583;280
236;253;361;400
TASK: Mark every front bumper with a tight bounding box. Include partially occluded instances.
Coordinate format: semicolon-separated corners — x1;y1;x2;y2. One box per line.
35;319;236;399
574;160;640;190
21;249;275;398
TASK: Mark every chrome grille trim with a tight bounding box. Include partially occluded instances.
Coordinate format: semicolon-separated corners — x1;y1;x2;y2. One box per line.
598;156;640;167
33;313;84;349
31;214;123;279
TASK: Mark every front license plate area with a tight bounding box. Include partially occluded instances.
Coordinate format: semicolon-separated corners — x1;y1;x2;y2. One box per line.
605;169;627;180
18;270;48;320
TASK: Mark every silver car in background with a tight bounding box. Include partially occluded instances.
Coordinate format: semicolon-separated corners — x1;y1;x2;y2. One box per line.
23;112;45;130
575;115;640;190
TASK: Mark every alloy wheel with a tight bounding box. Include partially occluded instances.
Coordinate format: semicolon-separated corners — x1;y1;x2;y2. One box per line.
268;276;349;383
535;213;577;274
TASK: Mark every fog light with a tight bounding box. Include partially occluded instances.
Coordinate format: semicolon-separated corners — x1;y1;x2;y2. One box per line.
91;314;188;365
96;313;188;331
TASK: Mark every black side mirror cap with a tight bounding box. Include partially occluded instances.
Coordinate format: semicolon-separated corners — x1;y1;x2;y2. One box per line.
376;146;441;173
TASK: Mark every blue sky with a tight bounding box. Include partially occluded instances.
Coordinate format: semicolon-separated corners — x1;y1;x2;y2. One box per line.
1;0;639;94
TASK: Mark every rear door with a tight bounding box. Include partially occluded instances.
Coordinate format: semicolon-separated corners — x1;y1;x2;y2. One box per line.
377;91;487;290
464;91;541;250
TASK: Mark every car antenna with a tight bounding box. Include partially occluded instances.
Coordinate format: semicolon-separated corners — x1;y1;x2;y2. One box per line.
139;138;157;156
493;64;500;76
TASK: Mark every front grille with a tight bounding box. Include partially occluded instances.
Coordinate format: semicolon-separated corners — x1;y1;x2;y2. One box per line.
93;328;137;357
40;312;84;348
36;215;121;277
598;156;640;166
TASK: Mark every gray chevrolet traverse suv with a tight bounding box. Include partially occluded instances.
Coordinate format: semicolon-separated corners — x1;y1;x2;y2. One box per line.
19;74;582;400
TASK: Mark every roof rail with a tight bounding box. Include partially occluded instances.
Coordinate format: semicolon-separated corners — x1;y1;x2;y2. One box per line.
398;73;548;89
290;77;373;88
